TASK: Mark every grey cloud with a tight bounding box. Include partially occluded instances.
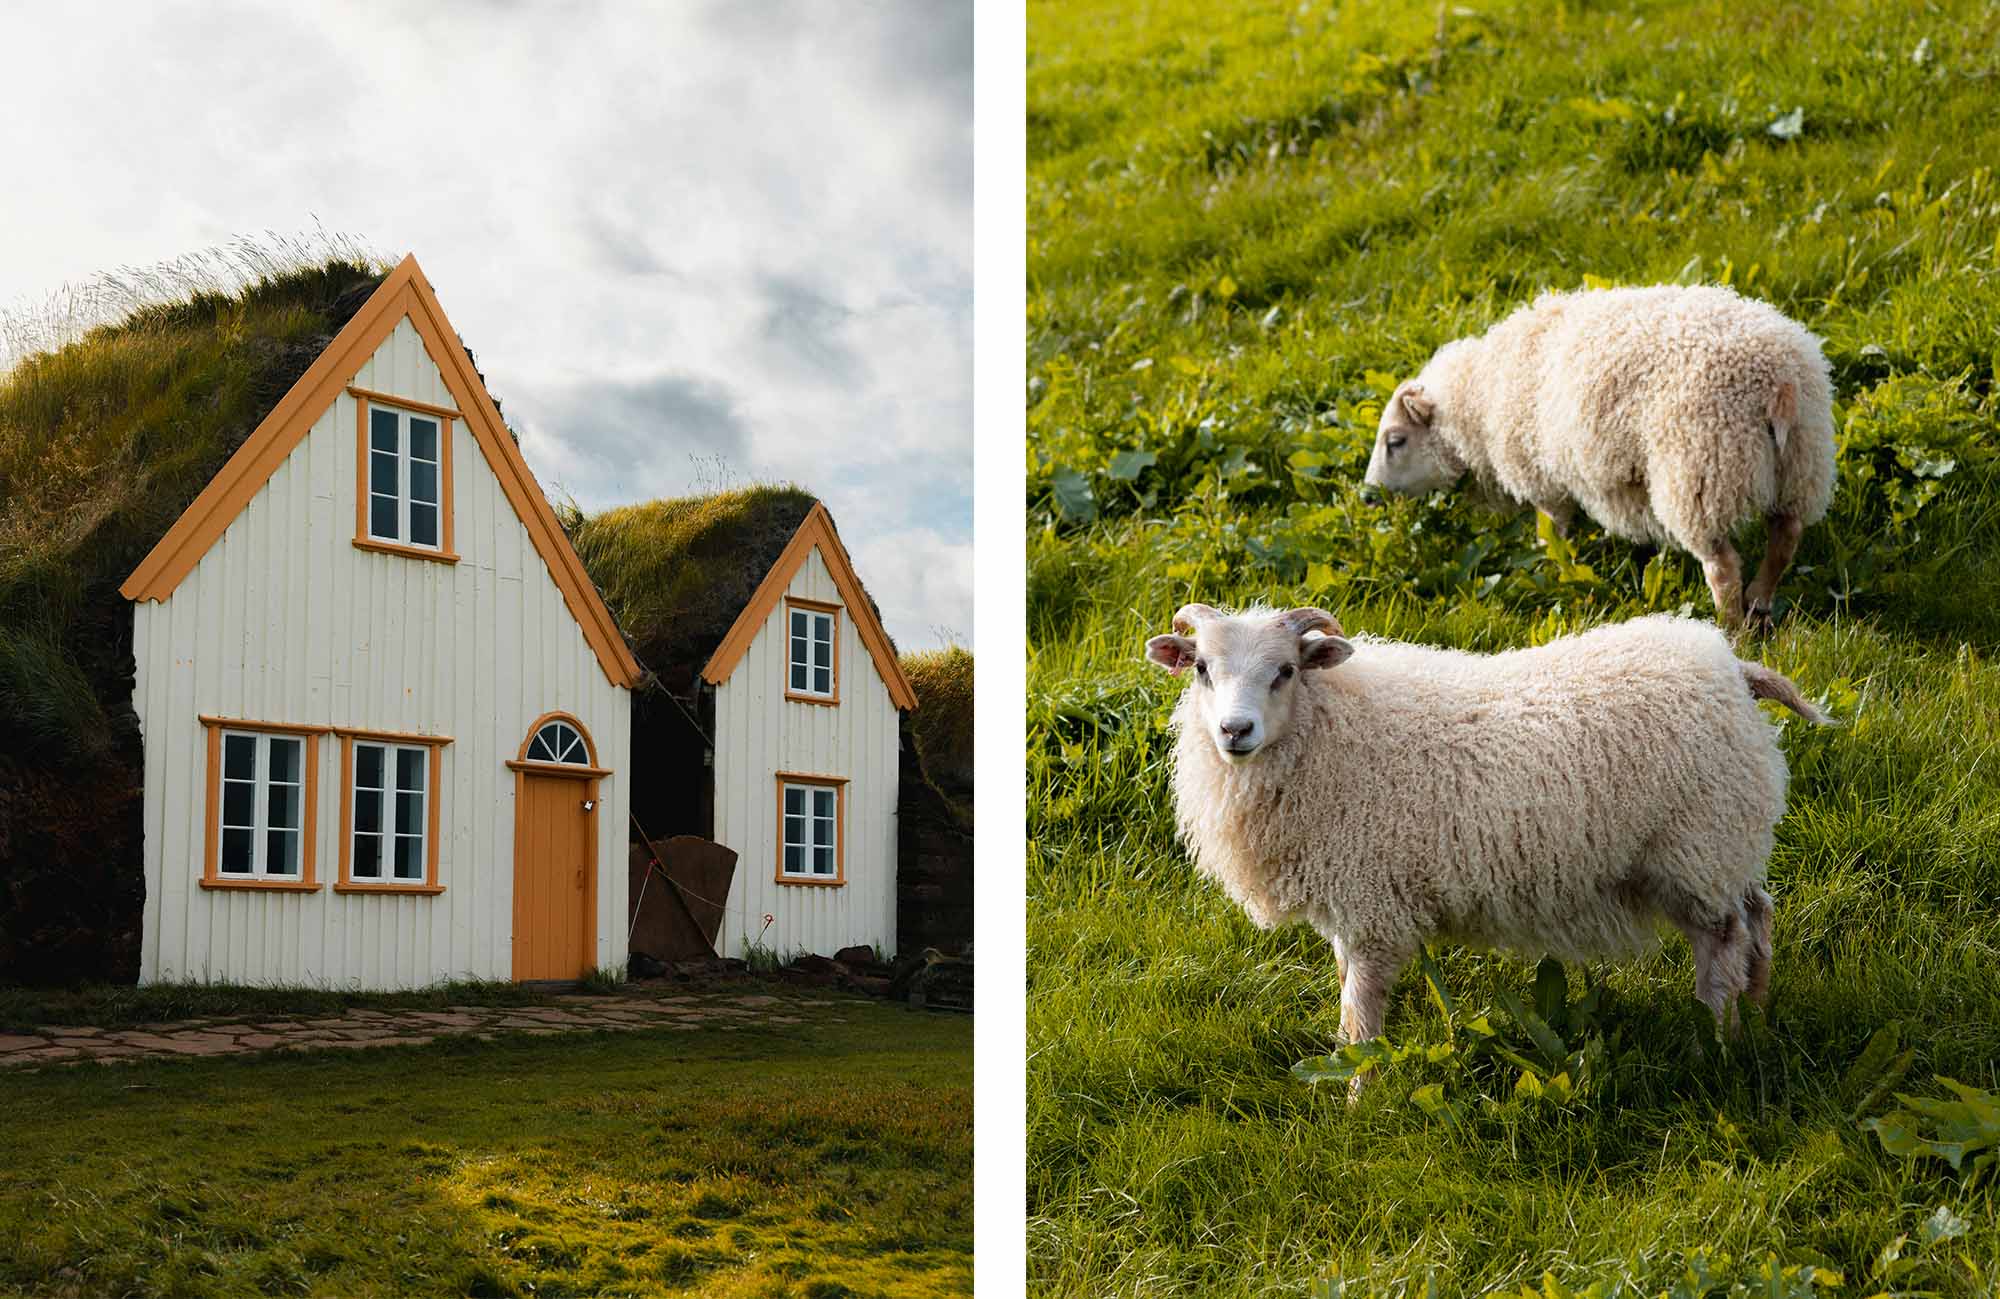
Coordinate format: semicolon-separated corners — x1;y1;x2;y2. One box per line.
754;272;864;388
539;373;750;478
576;209;688;280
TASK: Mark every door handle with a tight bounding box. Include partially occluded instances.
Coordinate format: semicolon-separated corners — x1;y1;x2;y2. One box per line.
576;867;585;889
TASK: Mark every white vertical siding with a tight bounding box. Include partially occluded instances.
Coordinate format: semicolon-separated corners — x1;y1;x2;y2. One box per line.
132;318;631;989
710;549;900;960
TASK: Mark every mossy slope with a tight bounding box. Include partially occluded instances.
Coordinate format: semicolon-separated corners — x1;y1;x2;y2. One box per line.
0;259;387;981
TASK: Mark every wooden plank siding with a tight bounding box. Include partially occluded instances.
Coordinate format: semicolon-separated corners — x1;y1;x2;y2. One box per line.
134;318;631;989
711;548;899;960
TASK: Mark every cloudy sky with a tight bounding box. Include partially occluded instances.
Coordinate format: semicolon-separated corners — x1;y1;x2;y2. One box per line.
0;0;972;650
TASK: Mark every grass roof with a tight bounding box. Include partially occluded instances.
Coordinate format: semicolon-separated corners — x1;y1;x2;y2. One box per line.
902;646;973;793
1;255;388;756
567;486;824;690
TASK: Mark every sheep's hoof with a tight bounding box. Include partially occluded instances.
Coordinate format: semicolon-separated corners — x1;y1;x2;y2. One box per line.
1745;601;1776;637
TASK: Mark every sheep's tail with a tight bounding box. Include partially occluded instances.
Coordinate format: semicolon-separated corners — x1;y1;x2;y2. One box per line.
1767;381;1797;454
1740;660;1832;724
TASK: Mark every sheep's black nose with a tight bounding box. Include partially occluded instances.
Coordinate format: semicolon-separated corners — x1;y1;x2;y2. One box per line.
1218;718;1254;740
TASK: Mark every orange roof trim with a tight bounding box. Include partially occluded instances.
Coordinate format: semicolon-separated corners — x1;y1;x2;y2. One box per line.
700;503;919;711
118;254;644;690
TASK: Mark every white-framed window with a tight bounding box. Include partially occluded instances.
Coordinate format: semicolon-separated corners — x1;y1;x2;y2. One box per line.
780;781;839;880
366;404;443;548
218;731;306;878
787;605;835;698
350;741;430;883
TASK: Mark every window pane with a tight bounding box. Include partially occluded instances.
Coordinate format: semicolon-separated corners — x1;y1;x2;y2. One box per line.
370;494;399;539
783;844;802;873
409;418;438;461
222;780;255;827
353;833;381;878
370;449;399;497
221;828;253;873
814;845;834;875
528;733;555;762
266;781;299;832
784;787;803;816
409;502;438;547
396;749;425;792
813;815;832;849
396;790;423;835
791;610;807;639
394;836;423;880
266;829;298;876
370;408;399;452
814;616;832;654
814;788;835;818
409;460;438;505
814;666;832;694
355;788;382;835
790;661;808;691
356;744;384;789
223;734;256;780
784;813;804;847
267;738;300;784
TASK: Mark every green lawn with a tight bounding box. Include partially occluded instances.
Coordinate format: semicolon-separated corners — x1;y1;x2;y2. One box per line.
0;1001;971;1298
1027;0;2000;1294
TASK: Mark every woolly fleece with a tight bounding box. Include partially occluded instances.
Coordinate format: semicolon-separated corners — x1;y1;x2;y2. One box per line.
1168;612;1801;970
1406;284;1835;548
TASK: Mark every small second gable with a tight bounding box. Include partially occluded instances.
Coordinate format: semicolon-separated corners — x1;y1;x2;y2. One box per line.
729;545;900;731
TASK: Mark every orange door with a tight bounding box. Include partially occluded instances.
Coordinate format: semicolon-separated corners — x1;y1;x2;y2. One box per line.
512;773;595;979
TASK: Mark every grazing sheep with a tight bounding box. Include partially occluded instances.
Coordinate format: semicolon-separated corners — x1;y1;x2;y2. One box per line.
1362;285;1836;632
1144;603;1828;1074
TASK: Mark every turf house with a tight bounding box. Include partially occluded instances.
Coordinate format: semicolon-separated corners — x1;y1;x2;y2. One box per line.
101;253;644;988
570;493;918;962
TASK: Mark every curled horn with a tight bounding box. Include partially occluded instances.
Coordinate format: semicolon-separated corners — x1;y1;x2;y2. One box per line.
1275;607;1343;638
1172;603;1221;634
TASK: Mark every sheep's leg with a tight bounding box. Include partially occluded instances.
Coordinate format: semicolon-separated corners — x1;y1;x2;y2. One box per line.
1678;909;1753;1035
1743;513;1804;635
1694;540;1746;631
1339;944;1405;1101
1338;948;1397;1044
1742;886;1774;1008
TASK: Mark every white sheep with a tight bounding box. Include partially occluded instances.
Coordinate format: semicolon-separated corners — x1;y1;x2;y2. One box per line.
1362;285;1837;632
1143;603;1828;1078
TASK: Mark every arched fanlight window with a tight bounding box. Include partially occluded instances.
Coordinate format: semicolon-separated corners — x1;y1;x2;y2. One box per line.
524;718;590;765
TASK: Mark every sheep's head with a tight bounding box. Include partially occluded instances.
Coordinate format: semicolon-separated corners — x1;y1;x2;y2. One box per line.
1363;381;1458;496
1145;604;1354;763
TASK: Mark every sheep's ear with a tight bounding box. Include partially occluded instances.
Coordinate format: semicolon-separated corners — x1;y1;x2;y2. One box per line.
1300;635;1354;671
1146;634;1197;674
1398;384;1435;425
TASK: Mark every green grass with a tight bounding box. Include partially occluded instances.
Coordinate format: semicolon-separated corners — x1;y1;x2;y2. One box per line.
0;998;971;1297
1027;0;2000;1293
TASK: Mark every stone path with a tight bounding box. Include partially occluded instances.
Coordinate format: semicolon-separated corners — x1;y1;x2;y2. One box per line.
0;990;834;1070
